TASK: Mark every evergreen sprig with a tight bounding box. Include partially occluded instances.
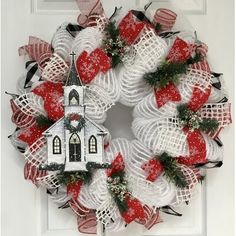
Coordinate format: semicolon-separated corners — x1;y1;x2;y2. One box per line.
36;115;54;128
144;61;187;88
57;171;92;186
155;23;162;33
107;170;129;212
158;152;188;188
144;53;203;88
177;104;219;133
39;162;65;171
102;21;128;68
199;118;219;133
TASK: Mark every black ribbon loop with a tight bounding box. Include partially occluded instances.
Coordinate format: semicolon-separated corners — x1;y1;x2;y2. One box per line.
195;161;223;169
66;23;84;37
160;206;182;216
131;10;151;24
211;72;223;90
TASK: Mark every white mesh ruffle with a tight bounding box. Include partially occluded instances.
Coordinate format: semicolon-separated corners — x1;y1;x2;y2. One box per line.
200;103;232;128
79;139;132;231
118;29;168;107
49;187;71;206
127;139;176;207
78;170;126;232
171;165;199;206
132;118;223;161
41;53;69;83
37;172;60;189
92;69;120;103
72;27;103;56
23;136;47;167
132;118;187;157
14;93;46;116
72;26;120;122
51;22;74;62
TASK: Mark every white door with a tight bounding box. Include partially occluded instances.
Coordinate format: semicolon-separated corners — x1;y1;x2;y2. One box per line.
1;1;234;236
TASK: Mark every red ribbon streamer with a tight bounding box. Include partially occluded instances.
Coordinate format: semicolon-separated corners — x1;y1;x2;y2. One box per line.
76;48;111;84
118;11;145;45
67;180;83;199
18;124;48;147
121;196;145;224
24;161;47;186
154;82;181;108
32;81;64;121
135;205;161;229
177;128;207;165
106;152;125;177
141;158;164;182
166;37;196;63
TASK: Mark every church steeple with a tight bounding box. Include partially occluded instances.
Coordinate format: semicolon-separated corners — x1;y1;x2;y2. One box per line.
65;52;83;86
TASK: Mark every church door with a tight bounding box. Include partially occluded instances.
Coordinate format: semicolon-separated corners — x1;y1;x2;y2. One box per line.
69;133;81;162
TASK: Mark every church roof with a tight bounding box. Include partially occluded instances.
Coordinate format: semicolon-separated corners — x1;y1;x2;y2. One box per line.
65;52;83;87
43;116;107;135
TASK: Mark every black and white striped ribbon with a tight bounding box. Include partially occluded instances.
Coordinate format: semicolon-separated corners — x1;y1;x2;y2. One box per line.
24;61;42;89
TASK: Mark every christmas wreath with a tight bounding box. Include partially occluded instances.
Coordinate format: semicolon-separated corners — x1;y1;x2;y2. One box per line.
7;0;232;234
64;113;86;133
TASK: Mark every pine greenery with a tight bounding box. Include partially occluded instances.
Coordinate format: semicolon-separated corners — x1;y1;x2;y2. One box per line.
102;21;127;68
57;171;92;185
36;115;54;128
107;170;129;212
177;104;219;133
199;118;219;133
144;53;203;88
158;152;188;188
144;61;187;88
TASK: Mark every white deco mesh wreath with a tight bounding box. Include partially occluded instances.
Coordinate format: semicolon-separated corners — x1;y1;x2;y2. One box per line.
7;0;232;235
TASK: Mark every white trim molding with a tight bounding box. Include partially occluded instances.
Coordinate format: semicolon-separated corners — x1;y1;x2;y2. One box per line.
31;0;206;15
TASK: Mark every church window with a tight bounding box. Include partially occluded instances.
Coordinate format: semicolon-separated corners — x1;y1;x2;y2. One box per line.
69;89;80;105
89;135;97;153
52;136;61;154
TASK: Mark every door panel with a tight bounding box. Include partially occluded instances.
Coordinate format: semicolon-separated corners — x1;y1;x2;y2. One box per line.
1;1;234;236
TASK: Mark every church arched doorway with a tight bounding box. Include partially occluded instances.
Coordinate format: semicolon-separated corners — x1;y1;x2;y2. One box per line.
69;133;81;162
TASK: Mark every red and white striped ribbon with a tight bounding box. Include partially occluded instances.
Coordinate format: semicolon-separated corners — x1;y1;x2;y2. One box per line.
153;8;177;31
76;0;105;27
19;36;52;70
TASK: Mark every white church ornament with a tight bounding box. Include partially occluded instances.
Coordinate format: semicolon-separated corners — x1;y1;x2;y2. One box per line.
43;53;108;172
